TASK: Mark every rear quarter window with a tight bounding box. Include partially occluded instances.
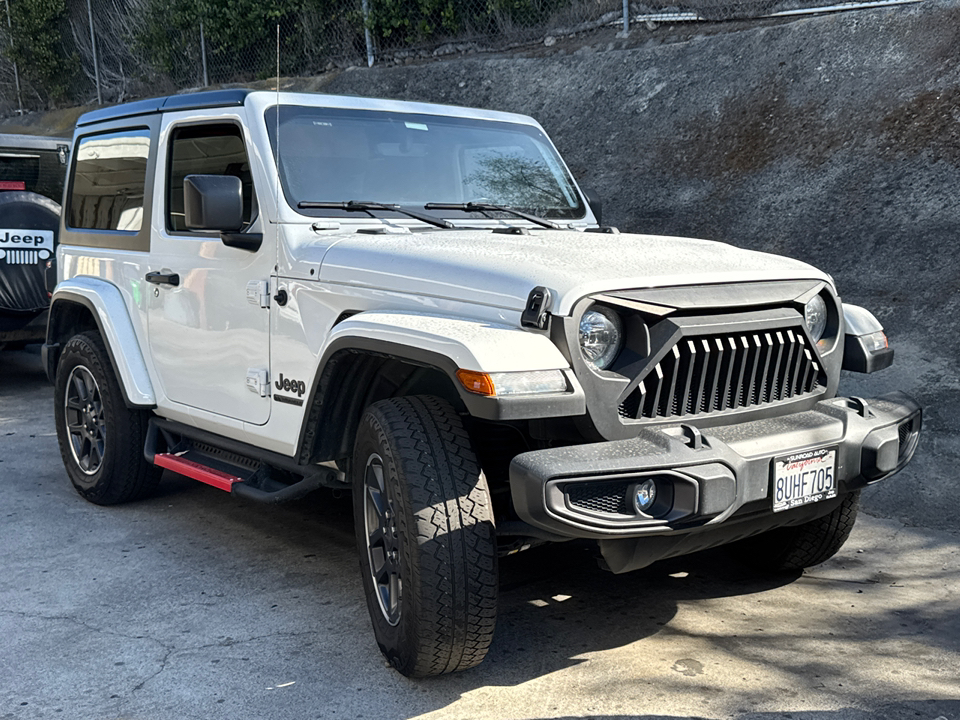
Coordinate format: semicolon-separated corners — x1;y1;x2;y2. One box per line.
69;129;150;232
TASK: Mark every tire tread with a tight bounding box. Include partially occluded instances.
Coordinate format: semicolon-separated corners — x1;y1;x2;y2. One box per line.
356;395;497;677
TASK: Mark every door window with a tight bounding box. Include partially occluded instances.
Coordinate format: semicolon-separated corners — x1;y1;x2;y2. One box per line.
167;124;256;233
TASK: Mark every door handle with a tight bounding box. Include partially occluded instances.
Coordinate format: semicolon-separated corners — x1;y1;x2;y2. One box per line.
145;271;180;286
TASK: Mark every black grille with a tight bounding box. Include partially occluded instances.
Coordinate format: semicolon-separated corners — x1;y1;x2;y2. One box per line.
566;482;632;515
619;328;823;420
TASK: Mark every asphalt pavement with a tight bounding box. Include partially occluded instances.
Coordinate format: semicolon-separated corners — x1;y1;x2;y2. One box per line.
1;345;957;720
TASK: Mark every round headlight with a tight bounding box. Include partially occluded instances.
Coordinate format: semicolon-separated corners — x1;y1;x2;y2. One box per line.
804;295;828;343
579;306;623;370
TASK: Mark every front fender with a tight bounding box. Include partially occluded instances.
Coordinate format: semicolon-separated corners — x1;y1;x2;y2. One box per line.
46;277;156;407
318;311;586;421
326;311;570;372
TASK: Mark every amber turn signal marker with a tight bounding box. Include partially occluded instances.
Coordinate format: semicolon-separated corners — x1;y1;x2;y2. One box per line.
456;369;496;396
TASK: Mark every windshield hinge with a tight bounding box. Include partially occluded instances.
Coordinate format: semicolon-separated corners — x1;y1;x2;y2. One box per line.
246;279;270;309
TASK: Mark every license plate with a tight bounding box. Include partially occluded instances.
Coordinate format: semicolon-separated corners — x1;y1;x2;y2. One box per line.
772;446;837;512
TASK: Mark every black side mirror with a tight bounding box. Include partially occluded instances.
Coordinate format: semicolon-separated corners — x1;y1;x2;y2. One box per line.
184;174;243;232
582;188;603;226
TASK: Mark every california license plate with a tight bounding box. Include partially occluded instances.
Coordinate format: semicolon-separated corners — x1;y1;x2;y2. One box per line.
772;446;837;513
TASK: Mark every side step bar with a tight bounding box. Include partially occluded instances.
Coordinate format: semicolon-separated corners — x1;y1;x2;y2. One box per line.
154;453;243;492
145;418;347;504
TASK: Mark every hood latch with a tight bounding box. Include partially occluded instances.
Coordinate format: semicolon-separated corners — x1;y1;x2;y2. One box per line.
521;286;552;330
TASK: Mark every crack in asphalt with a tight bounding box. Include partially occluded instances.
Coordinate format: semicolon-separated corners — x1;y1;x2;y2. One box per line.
0;608;174;651
0;608;329;697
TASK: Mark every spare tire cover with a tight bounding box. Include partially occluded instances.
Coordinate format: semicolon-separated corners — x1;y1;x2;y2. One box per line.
0;191;60;313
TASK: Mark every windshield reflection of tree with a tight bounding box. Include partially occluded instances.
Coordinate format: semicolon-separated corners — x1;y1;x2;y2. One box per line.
465;151;567;214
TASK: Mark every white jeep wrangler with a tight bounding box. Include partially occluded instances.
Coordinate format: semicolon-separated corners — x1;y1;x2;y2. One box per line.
44;89;921;677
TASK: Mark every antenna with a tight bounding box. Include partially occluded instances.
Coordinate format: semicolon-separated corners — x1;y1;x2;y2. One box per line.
275;23;281;221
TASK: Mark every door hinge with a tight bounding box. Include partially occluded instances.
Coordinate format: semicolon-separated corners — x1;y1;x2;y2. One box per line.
246;368;269;397
246;279;270;309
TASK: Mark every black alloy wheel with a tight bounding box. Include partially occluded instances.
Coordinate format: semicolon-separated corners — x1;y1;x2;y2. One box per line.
362;452;402;626
63;364;106;475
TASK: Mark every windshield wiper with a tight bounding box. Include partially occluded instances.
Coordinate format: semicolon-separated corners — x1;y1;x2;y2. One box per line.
297;200;456;229
423;202;561;230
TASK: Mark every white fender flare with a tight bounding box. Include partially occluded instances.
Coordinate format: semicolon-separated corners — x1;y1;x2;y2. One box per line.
48;277;156;407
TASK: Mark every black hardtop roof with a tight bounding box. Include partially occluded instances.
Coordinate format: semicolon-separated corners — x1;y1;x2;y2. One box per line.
76;88;253;128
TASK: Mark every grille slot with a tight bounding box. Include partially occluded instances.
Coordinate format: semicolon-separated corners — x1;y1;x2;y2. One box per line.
620;328;823;420
566;481;632;515
898;419;912;447
898;417;919;461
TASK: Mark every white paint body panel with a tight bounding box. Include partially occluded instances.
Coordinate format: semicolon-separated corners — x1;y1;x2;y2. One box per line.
327;312;569;371
309;228;831;315
143;109;274;426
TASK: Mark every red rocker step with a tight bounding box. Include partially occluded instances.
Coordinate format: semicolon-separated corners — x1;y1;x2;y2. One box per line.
153;453;244;492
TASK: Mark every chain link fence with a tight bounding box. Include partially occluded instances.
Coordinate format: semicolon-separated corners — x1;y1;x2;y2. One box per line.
0;0;917;118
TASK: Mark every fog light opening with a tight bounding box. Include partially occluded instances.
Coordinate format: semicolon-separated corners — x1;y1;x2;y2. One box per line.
634;478;658;514
898;417;920;462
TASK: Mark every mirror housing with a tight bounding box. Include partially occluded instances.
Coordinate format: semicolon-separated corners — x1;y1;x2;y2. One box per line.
184;174;243;232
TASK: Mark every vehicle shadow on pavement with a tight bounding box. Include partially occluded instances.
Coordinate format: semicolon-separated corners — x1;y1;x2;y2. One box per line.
0;345;48;392
143;476;796;666
122;475;958;714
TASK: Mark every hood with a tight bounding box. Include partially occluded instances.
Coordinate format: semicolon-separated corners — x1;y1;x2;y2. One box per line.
316;229;830;315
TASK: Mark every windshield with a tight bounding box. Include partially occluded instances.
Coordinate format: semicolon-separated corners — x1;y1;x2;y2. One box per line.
265;106;585;220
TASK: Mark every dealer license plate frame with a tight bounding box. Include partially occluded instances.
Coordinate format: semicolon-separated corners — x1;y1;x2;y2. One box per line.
771;446;838;513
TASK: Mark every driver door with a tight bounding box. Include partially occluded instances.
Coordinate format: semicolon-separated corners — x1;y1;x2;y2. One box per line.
146;119;273;425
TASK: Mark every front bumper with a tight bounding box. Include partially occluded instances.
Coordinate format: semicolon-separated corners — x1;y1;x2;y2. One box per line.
510;392;921;566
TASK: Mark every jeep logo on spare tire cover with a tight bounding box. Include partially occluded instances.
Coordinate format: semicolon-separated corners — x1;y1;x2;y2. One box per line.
0;191;60;314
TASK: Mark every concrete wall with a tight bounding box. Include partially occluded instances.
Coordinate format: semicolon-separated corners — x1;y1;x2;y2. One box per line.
319;1;960;530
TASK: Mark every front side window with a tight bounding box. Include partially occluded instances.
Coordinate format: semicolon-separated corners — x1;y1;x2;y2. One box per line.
167;124;255;232
265;106;585;220
69;129;150;232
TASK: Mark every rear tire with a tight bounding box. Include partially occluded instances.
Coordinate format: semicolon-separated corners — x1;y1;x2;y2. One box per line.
54;331;160;505
352;395;498;677
734;491;861;572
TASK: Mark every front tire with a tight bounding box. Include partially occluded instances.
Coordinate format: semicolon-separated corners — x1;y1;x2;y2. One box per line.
734;491;861;572
352;396;498;677
54;331;160;505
